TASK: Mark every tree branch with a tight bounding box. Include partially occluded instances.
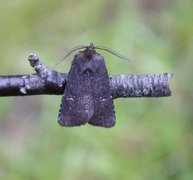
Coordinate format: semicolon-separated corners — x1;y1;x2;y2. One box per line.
0;53;173;98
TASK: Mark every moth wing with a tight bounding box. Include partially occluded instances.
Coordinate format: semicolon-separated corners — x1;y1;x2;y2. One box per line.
58;60;94;127
88;57;115;128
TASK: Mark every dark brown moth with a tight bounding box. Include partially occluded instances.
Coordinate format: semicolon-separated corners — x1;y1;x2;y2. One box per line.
58;43;115;128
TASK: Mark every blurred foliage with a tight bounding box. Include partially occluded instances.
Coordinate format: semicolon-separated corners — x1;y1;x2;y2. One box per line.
0;0;193;179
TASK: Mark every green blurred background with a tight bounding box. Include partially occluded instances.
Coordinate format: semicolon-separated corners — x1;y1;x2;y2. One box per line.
0;0;192;179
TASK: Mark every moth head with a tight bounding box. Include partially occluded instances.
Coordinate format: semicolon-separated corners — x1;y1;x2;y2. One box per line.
54;43;129;68
82;43;97;60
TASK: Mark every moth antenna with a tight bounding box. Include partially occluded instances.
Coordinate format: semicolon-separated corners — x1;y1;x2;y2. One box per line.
54;45;87;68
95;46;130;62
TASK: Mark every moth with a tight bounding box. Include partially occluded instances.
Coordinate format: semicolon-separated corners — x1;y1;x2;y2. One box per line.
58;43;128;128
